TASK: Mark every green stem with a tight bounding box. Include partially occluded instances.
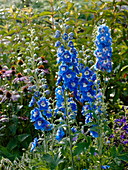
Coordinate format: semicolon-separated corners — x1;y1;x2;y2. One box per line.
64;90;75;170
43;131;48;153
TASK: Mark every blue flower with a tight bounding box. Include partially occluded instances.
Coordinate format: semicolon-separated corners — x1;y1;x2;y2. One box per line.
55;41;61;47
29;96;36;107
56;127;65;141
90;130;99;138
34;91;41;97
54;30;61;38
66;77;79;92
68;41;74;48
79;78;93;92
30;107;43;122
62;50;72;63
42;109;52;118
57;45;65;56
81;67;93;78
95;58;112;73
37;97;49;111
63;69;76;83
58;64;69;76
101;165;110;169
68;32;74;39
98;25;109;34
55;86;64;98
81;89;96;102
71;127;77;133
30;137;38;152
96;34;112;47
34;117;52;131
62;33;68;40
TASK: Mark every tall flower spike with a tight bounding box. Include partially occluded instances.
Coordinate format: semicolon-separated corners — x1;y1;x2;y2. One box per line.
94;25;112;73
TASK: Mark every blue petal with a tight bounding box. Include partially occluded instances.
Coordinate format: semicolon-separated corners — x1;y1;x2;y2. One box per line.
90;131;99;138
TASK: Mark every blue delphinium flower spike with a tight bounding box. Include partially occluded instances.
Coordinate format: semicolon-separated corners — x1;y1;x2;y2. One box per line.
94;25;112;73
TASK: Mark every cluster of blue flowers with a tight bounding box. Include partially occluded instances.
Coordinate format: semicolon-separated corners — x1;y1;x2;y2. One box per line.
94;25;112;73
29;91;53;151
55;86;77;119
54;30;104;140
29;94;53;131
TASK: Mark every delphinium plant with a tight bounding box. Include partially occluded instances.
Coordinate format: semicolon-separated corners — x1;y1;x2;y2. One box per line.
27;24;113;170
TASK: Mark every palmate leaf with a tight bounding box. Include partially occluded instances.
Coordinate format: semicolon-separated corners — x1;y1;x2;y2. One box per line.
42;153;64;169
73;142;87;156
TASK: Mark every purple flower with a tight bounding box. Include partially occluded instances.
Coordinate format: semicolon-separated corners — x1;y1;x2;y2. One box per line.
122;140;128;144
0;91;20;103
13;73;29;83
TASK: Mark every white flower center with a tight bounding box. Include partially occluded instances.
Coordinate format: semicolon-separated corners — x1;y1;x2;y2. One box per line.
71;82;76;87
87;92;92;97
84;71;89;76
98;52;102;57
104;60;108;64
95;110;99;114
61;67;66;71
103;47;108;52
100;36;105;41
64;54;70;59
66;74;72;78
41;101;46;107
33;111;38;117
83;83;87;87
38;121;42;126
57;90;61;95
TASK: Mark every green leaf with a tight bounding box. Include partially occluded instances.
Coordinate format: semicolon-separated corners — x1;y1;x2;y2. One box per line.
7;137;18;151
73;142;87;156
18;134;30;142
116;154;128;162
